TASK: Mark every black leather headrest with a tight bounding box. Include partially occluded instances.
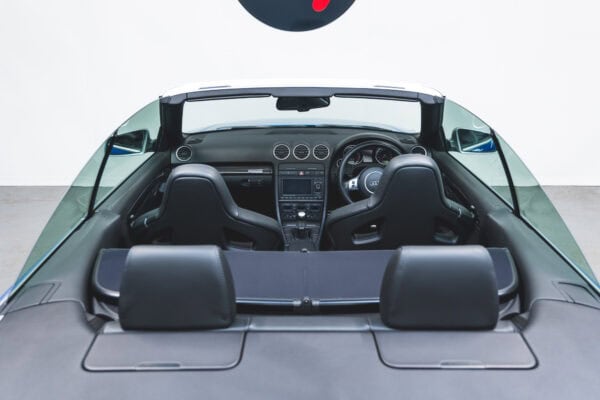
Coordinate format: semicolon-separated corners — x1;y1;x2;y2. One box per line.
369;154;441;206
119;245;236;330
380;246;499;330
165;164;239;215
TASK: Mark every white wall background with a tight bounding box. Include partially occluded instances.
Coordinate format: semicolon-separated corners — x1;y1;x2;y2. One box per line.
1;0;599;186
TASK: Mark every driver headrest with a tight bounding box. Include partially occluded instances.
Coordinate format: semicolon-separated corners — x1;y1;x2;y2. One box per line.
368;154;444;206
379;154;440;189
119;245;236;330
380;246;499;330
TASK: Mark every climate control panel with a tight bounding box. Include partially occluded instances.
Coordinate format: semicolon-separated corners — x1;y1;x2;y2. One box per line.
279;202;323;222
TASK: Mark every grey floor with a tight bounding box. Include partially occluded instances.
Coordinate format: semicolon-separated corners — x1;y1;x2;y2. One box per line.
544;187;600;278
0;186;598;292
0;187;68;292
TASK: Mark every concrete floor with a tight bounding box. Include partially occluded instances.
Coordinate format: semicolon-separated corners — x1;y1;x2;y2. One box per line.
0;187;68;291
544;186;600;278
0;186;598;292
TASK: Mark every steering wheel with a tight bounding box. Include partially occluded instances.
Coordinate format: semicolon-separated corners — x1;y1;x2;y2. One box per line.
338;140;402;203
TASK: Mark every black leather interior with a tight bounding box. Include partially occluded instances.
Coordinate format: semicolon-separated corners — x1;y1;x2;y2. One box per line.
380;245;499;330
131;164;282;250
325;154;474;250
119;245;236;330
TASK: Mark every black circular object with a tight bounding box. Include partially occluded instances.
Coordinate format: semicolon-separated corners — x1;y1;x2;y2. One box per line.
410;145;428;155
273;144;291;160
375;147;396;165
293;144;310;160
239;0;355;32
313;144;330;160
359;167;384;196
175;146;192;162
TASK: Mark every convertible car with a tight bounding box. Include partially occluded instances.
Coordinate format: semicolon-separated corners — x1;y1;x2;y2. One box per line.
1;81;599;399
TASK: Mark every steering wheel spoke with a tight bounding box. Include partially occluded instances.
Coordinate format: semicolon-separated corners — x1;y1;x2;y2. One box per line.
345;177;360;192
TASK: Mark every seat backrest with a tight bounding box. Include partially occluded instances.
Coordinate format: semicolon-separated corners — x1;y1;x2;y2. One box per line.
326;155;473;250
150;164;281;250
380;245;499;330
119;245;236;330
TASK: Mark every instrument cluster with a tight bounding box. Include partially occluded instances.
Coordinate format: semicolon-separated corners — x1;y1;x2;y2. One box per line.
336;144;399;167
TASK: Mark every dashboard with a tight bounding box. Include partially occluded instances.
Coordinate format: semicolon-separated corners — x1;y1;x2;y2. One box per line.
172;127;426;171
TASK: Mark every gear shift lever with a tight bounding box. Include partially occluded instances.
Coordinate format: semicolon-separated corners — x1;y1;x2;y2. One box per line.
295;211;309;239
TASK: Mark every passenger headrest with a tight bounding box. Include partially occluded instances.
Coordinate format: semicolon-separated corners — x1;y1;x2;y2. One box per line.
168;163;224;184
380;245;499;330
119;245;236;330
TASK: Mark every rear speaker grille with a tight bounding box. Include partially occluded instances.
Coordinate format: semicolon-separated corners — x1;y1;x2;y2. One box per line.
293;144;310;160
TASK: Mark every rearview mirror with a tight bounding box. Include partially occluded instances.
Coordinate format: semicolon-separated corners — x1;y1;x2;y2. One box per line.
110;129;150;155
452;128;496;153
276;96;330;112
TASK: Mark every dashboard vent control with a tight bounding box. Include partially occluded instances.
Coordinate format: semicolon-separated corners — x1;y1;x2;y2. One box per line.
273;144;291;160
293;144;310;160
313;144;330;160
411;145;427;155
175;145;192;162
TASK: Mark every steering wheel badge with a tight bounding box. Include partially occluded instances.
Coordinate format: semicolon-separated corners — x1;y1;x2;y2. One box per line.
364;169;383;194
356;167;384;196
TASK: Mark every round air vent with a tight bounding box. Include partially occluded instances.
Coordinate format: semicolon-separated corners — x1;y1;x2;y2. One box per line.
411;145;427;155
273;144;291;160
313;144;330;160
293;144;310;160
175;145;192;162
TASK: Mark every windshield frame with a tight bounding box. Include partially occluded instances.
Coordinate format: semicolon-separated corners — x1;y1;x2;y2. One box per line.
158;85;444;150
180;95;423;135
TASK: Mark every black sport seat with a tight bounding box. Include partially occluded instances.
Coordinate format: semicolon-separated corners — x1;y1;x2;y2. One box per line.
373;246;538;370
84;245;244;371
119;245;236;330
131;164;282;250
380;245;499;330
325;154;474;250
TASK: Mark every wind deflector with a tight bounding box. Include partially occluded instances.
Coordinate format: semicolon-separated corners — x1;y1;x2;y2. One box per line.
93;248;519;314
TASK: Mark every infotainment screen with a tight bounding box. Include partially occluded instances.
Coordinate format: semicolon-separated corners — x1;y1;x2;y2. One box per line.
282;179;312;195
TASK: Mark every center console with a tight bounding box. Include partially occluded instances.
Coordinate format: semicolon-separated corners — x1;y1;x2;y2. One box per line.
277;164;326;251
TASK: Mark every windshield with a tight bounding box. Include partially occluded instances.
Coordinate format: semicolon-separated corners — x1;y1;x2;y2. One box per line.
182;96;421;134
